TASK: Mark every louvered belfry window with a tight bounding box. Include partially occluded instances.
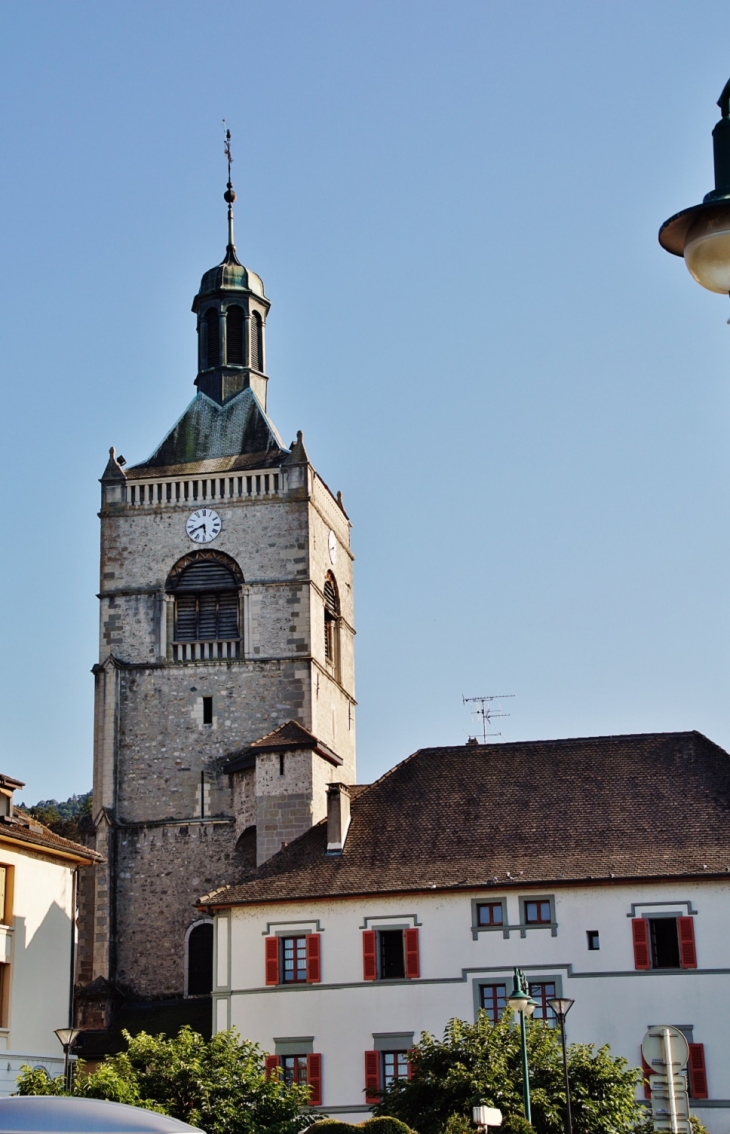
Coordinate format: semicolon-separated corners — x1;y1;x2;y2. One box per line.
173;561;239;642
204;307;220;368
324;574;339;663
251;311;263;371
227;305;245;365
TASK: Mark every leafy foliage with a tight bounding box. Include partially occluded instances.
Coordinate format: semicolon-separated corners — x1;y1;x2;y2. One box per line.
372;1011;645;1134
17;1026;311;1134
18;791;93;842
308;1122;416;1134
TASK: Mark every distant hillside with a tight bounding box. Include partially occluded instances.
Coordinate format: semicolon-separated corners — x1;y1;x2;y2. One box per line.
17;791;93;843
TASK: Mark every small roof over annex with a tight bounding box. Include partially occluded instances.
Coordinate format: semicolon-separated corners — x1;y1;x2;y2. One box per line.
223;720;343;774
201;730;730;908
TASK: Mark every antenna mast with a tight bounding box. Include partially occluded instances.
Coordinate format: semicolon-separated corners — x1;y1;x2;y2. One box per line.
462;694;515;743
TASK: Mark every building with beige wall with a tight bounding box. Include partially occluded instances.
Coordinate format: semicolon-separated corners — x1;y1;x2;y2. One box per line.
0;774;99;1093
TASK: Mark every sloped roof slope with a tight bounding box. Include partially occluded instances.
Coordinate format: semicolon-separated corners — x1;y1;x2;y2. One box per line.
201;731;730;907
131;388;286;472
5;811;101;865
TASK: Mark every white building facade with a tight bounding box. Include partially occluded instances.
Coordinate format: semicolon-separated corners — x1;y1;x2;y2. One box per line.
0;775;99;1092
201;732;730;1131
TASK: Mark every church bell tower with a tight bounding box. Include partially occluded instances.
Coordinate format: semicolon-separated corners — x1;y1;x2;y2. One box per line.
76;154;356;1022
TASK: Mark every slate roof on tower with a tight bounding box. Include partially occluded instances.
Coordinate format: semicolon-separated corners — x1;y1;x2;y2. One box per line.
200;730;730;908
129;388;287;473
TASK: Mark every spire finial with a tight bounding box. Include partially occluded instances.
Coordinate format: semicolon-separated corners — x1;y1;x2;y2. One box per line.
222;120;236;253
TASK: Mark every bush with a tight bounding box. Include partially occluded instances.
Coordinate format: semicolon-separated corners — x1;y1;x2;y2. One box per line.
502;1117;535;1134
17;1026;311;1134
373;1011;644;1134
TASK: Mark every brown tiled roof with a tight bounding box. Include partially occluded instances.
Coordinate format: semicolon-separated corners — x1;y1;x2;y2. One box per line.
223;721;343;773
201;731;730;907
2;812;101;865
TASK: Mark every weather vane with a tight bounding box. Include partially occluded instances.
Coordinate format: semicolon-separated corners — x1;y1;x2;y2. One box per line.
222;120;236;253
223;119;233;182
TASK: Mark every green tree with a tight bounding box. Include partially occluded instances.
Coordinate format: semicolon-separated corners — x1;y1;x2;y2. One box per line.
16;1026;311;1134
372;1011;646;1134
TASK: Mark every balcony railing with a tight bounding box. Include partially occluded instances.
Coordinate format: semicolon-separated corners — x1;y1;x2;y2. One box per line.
128;472;282;507
172;640;241;662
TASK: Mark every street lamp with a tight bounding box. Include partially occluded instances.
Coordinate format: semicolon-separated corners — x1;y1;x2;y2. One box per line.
54;1028;80;1092
660;79;730;300
548;997;575;1134
508;969;537;1124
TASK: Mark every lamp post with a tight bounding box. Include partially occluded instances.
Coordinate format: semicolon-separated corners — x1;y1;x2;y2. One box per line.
659;79;730;304
508;968;537;1124
548;997;575;1134
54;1028;80;1092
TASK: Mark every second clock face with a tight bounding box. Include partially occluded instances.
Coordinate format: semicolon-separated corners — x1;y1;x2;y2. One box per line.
186;509;222;543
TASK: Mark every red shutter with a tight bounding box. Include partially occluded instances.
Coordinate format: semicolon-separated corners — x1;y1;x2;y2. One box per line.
632;918;651;970
641;1055;652;1100
364;1050;380;1103
405;927;420;978
265;936;280;985
678;917;697;969
265;1054;280;1079
407;1048;415;1080
363;929;377;980
307;1053;322;1106
306;933;321;983
688;1044;708;1099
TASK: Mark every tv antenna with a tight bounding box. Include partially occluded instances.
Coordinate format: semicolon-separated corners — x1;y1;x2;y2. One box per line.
462;694;515;743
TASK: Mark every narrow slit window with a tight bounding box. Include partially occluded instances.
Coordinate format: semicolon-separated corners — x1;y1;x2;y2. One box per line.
202;697;213;725
204;307;220;368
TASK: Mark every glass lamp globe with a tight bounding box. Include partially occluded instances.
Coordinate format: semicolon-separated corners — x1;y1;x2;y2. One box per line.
683;211;730;292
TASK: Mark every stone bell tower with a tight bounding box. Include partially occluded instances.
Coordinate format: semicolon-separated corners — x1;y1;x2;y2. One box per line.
76;162;356;1024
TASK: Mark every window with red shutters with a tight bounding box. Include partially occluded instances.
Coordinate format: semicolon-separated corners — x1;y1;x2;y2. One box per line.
363;930;377;980
364;1050;380;1103
641;1055;652;1100
688;1044;708;1099
632;918;651;970
306;933;321;983
404;928;420;979
678;917;697;969
307;1053;322;1106
265;936;280;985
264;1055;280;1079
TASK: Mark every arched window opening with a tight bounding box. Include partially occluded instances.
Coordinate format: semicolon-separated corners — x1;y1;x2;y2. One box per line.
204;308;220;369
187;921;213;996
170;559;240;643
226;305;245;366
250;311;263;372
324;573;339;666
235;825;257;873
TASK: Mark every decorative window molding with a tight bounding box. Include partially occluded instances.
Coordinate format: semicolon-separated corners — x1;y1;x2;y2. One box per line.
471;897;509;939
372;1032;414;1052
261;918;324;936
274;1036;315;1056
518;895;558;937
627;901;698;918
359;914;421;930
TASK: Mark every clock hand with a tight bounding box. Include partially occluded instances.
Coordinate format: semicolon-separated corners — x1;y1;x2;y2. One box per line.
189;523;206;535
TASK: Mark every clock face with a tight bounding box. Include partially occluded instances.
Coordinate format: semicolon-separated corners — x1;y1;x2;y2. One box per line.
328;530;337;565
186;509;222;544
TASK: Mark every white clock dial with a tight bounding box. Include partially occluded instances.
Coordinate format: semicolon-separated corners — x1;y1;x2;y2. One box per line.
328;530;337;565
186;509;222;544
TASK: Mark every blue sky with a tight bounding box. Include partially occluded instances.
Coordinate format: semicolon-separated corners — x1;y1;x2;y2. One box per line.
2;1;730;800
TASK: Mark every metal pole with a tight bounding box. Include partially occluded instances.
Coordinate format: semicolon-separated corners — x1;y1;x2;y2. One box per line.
62;1045;70;1092
662;1028;678;1134
558;1012;573;1134
519;1008;531;1124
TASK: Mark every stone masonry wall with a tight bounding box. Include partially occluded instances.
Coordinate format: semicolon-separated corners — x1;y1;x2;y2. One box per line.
89;447;357;999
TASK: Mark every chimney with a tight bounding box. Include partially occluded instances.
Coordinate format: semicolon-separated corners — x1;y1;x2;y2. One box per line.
326;782;351;855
